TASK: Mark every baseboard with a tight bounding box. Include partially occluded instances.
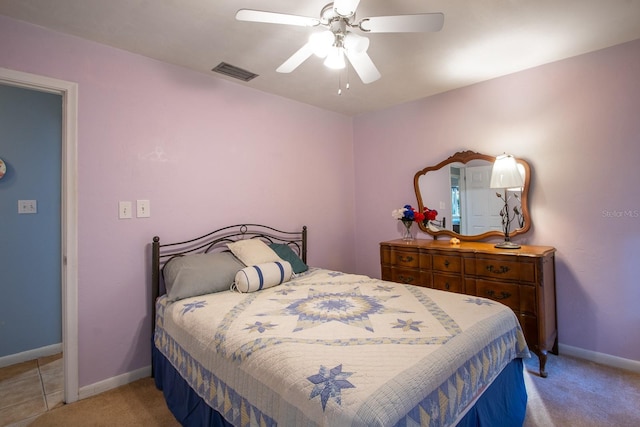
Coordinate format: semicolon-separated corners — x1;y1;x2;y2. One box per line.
78;365;151;400
559;343;640;374
0;343;62;368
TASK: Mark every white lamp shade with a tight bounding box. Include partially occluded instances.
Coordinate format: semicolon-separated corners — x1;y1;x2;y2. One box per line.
310;31;334;58
490;154;524;189
507;163;526;191
324;46;346;69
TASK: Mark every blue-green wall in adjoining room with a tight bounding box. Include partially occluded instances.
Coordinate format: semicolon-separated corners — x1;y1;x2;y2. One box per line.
0;84;62;357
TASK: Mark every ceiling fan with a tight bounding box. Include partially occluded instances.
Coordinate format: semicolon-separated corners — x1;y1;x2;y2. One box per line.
236;0;444;84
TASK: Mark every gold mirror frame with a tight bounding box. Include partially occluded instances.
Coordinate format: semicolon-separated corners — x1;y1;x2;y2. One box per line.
414;150;531;241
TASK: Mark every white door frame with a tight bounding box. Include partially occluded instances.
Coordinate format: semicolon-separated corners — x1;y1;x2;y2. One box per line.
0;67;79;403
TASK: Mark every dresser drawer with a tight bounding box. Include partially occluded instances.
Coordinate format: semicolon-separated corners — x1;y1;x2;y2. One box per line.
432;254;461;273
471;257;535;283
391;249;420;268
433;273;463;293
476;280;519;312
391;268;428;287
475;279;535;314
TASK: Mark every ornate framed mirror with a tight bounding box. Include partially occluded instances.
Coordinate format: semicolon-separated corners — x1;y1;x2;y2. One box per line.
414;150;531;241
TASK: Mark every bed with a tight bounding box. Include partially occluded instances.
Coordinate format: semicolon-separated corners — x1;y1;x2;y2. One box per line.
151;224;530;426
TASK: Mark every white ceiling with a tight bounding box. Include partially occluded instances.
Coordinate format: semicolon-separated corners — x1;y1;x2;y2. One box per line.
2;0;640;116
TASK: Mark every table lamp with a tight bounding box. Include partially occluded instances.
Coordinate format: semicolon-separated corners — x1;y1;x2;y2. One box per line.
489;154;524;249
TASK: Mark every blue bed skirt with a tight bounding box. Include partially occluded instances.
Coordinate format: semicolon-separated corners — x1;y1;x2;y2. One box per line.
455;357;527;427
153;346;527;426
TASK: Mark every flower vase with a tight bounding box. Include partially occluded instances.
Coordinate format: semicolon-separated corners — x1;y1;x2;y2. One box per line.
401;219;414;241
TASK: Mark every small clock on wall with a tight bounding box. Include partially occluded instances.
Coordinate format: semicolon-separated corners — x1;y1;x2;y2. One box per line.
0;158;6;179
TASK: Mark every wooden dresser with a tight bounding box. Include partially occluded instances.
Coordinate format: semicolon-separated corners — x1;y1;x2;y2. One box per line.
380;239;557;377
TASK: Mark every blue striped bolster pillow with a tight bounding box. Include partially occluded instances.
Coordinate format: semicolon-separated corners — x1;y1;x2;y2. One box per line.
232;261;293;293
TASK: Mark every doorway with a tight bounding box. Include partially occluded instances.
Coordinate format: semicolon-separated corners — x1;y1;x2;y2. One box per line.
0;67;78;404
459;165;503;235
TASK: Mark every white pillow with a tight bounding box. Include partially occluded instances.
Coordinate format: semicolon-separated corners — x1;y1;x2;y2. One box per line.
227;239;282;266
232;261;293;293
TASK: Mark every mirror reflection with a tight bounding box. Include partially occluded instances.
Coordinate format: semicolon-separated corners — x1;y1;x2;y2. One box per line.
414;151;531;241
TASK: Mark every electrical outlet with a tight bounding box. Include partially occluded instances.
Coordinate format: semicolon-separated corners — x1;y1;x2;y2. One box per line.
119;201;132;219
137;199;150;218
18;200;37;214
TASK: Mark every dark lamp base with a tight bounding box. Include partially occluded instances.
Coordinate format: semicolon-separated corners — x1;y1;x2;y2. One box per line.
495;241;521;249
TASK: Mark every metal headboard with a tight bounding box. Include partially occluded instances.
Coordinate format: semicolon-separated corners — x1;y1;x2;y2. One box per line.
151;224;307;331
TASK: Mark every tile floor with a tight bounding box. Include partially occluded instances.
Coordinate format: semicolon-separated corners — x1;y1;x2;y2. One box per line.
0;354;64;427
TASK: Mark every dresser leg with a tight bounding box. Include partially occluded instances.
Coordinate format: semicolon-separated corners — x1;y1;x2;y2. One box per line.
538;350;548;378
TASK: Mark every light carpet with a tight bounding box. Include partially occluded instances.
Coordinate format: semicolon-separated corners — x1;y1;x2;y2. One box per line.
22;354;640;426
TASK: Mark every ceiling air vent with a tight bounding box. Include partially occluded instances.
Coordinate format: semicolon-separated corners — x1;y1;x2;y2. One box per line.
212;62;258;82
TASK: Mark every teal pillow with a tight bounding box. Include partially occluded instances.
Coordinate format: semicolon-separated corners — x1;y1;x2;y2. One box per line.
269;243;308;273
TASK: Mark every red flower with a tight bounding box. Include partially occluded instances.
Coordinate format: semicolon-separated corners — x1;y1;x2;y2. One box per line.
423;207;438;221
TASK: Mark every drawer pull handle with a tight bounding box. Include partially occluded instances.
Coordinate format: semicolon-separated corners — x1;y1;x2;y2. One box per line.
398;255;414;263
445;282;450;290
486;290;511;300
485;265;510;274
444;260;450;267
398;275;414;284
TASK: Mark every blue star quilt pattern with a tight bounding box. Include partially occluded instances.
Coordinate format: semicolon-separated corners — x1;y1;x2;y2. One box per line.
155;268;529;426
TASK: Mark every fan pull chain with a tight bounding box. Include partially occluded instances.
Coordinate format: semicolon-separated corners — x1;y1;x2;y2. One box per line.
337;61;351;96
346;61;350;90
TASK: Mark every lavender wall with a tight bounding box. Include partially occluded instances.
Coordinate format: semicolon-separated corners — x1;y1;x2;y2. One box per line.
0;16;355;387
353;39;640;362
2;13;638;388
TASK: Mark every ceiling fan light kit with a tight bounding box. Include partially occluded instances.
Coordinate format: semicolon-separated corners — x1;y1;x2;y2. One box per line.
236;1;443;85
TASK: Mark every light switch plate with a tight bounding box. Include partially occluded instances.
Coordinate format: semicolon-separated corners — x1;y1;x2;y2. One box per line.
18;200;37;214
137;199;150;218
119;201;132;219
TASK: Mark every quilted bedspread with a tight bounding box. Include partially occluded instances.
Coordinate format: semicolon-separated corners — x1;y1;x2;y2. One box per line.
155;268;530;427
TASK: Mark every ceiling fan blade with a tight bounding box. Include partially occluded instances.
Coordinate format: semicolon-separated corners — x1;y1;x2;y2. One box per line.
276;43;315;73
345;51;381;84
333;0;361;16
236;9;320;27
359;13;444;33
